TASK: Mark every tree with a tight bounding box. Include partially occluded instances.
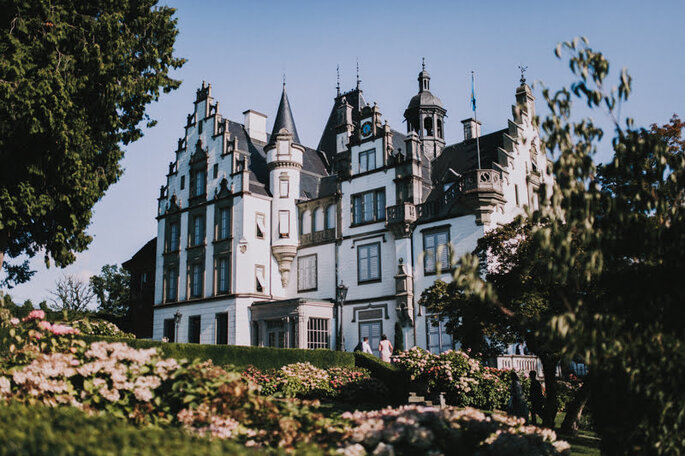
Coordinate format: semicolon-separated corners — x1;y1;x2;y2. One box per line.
90;264;130;316
0;0;185;285
49;275;94;312
431;37;683;453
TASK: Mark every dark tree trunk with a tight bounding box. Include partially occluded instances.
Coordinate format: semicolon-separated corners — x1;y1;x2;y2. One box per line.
0;230;7;275
560;381;590;436
540;354;560;428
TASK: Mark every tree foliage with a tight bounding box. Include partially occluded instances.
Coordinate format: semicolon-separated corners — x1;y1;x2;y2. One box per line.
90;264;130;316
0;0;185;285
424;36;684;454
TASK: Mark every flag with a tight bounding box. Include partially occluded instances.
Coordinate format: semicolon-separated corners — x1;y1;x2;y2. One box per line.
470;71;476;112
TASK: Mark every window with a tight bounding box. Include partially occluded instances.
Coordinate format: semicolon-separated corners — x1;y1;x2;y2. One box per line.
297;254;317;291
163;318;175;342
312;207;323;232
190;263;203;298
359;149;376;173
188;316;201;343
358;242;381;283
192;170;206;197
278;210;289;238
215;313;228;345
180;175;185;190
256;213;266;239
359;320;382;357
424;117;433;136
191;215;205;246
437;119;443;138
307;318;329;349
352;189;385;225
169;222;179;251
424;229;450;274
217;207;230;240
198;120;203;134
166;267;178;301
255;265;266;293
216;257;230;294
213;163;218;179
427;315;454;354
325;205;336;229
300;210;311;235
279;178;289;198
515;185;520;206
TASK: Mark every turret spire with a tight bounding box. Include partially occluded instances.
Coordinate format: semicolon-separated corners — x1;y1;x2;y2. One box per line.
270;83;300;144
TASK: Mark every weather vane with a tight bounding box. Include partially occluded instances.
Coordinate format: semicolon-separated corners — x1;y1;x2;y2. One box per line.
518;65;528;84
356;58;361;89
336;64;340;96
422;57;425;71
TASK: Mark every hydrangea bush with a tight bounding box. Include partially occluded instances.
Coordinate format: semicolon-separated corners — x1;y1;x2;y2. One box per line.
338;405;571;455
392;347;517;410
243;362;388;402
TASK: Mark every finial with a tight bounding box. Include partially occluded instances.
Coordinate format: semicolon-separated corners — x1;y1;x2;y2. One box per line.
518;65;528;85
282;73;286;88
422;57;425;71
356;58;361;89
336;64;340;96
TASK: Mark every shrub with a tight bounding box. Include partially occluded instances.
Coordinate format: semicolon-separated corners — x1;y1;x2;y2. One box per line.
337;405;571;455
0;401;261;456
353;352;409;404
69;318;134;339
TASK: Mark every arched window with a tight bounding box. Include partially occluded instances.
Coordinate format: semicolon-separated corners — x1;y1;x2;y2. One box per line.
300;210;311;235
437;119;443;138
424;117;433;136
325;205;336;230
313;207;323;232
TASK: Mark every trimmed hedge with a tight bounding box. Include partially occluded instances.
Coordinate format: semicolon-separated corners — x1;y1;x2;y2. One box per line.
80;335;356;370
0;402;263;456
353;352;410;404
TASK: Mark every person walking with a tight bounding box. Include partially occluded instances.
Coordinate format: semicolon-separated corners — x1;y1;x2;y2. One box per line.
361;336;373;354
507;371;529;420
378;334;393;363
529;370;545;425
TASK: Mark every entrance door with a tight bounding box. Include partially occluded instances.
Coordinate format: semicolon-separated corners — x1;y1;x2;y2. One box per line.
359;320;382;357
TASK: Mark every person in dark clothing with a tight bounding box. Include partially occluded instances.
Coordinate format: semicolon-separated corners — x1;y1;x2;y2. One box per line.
529;370;545;425
507;371;529;419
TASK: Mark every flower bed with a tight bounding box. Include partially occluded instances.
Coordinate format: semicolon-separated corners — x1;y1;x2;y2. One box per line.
338;405;571;455
242;362;388;402
392;347;516;410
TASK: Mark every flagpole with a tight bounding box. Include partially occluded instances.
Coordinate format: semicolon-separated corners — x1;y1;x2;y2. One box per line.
472;70;482;170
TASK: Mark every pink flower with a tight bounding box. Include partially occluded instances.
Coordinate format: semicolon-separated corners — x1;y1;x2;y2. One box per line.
10;318;19;325
23;310;46;321
38;320;53;331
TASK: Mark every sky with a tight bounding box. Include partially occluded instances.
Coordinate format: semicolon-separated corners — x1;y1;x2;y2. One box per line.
4;0;685;305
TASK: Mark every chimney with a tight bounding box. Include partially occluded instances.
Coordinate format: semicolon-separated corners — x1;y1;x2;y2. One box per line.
461;118;481;141
243;110;267;143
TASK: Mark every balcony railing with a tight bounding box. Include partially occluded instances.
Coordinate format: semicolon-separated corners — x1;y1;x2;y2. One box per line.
299;228;336;246
462;169;503;194
386;202;416;225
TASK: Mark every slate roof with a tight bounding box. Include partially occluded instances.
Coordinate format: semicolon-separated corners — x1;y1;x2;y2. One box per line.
269;86;300;144
317;88;368;165
433;128;507;178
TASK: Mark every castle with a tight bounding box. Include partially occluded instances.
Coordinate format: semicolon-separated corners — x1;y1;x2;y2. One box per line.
152;64;550;355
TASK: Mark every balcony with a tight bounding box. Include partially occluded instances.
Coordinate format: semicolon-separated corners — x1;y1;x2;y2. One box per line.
299;228;335;247
386;202;416;225
462;169;503;194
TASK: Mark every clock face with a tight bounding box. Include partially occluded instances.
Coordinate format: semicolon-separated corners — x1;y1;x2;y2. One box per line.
361;121;372;137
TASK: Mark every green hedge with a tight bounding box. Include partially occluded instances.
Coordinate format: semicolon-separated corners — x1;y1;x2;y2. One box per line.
353;352;410;404
81;335;356;370
0;402;263;456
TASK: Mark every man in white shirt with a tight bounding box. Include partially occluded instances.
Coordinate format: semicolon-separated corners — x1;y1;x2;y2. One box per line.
362;336;373;354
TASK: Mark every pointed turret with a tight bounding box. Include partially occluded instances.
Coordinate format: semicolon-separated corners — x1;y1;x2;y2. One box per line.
270;84;300;144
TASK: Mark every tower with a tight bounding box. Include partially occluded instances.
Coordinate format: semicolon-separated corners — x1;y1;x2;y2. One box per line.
403;60;447;161
264;83;303;289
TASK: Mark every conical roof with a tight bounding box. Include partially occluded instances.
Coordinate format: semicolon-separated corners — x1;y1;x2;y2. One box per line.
270;85;300;144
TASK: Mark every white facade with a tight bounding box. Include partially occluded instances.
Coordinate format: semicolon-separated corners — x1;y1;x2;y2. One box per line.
152;71;551;353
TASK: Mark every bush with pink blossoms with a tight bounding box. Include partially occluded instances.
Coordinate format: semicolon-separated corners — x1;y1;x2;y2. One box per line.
392;347;516;410
337;405;571;455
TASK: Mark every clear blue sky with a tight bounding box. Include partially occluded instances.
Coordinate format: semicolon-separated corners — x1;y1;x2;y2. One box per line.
5;0;684;305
